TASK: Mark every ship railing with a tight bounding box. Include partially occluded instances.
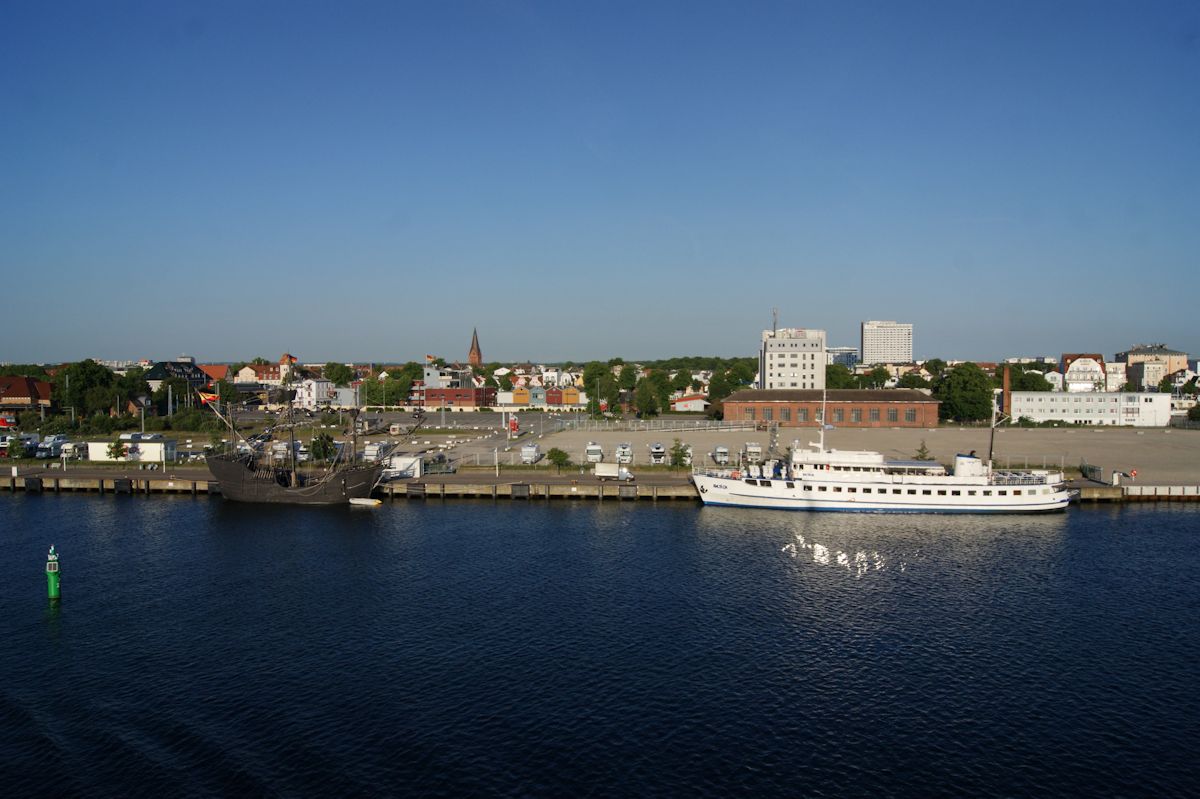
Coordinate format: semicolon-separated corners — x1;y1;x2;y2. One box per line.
990;472;1055;486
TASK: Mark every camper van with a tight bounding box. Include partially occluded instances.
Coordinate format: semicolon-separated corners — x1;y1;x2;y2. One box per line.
585;442;604;463
711;446;730;466
648;442;667;464
615;443;633;464
520;443;541;464
36;435;69;459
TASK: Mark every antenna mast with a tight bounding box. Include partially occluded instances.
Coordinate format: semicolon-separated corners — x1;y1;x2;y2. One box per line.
772;307;778;336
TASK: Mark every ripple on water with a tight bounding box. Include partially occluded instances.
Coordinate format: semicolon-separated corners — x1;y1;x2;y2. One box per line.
1;496;1198;796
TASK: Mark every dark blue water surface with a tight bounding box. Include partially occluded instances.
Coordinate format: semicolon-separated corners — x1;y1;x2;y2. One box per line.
2;495;1198;797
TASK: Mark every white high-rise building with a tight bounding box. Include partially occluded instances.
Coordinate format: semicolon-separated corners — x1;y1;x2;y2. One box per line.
861;320;913;364
758;327;826;390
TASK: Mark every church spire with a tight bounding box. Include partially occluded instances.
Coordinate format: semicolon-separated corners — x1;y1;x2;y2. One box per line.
468;328;483;367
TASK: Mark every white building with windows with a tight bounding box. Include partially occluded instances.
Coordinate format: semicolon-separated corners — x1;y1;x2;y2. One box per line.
758;327;826;390
861;320;913;364
1008;391;1171;427
294;378;335;411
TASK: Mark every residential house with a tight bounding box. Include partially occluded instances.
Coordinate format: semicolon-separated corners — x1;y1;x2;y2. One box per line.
0;376;53;412
143;360;210;392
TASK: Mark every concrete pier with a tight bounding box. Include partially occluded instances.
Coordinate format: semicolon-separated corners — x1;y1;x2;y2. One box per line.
5;468;1200;504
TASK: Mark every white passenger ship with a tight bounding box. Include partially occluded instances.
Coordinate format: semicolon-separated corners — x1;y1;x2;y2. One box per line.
692;428;1071;514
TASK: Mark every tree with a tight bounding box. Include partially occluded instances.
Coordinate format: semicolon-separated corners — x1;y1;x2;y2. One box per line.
728;361;755;385
215;379;238;405
324;362;355;387
897;372;930;389
1009;368;1052;392
498;374;514;391
1158;376;1175;394
635;379;660;416
55;359;116;412
251;356;269;365
825;364;856;389
107;439;128;460
707;370;734;402
619;364;638;391
924;358;947;378
546;447;571;473
310;432;337;463
1188;405;1200;422
669;438;690;467
671;371;692;393
858;366;891;389
934;363;993;422
153;377;192;415
914;440;934;461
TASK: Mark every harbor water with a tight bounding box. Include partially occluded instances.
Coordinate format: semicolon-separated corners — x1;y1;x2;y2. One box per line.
2;495;1198;796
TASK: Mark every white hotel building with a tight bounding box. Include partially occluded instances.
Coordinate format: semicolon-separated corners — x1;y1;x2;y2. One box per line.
758;327;826;390
861;320;913;364
1008;391;1172;427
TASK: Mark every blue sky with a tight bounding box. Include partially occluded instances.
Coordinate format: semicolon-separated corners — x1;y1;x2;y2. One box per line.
2;1;1197;364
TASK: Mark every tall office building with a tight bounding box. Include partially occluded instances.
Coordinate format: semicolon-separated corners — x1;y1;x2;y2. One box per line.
860;320;913;364
758;327;826;390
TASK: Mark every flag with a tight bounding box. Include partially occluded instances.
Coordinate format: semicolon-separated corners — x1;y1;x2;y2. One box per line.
198;391;219;405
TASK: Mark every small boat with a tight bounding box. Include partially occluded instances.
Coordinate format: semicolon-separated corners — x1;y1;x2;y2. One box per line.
349;497;382;507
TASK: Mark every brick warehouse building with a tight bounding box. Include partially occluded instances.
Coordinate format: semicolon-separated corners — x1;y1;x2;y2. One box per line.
721;389;939;428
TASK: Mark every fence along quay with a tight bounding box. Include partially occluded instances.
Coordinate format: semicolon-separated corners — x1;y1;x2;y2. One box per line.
4;467;697;501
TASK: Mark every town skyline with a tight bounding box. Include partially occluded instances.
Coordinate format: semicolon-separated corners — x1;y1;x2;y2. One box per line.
3;2;1197;363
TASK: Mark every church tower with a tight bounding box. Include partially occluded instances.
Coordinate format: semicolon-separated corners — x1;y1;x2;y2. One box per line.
468;328;483;367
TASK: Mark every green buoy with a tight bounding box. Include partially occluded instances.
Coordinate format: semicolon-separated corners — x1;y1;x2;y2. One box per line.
46;545;60;601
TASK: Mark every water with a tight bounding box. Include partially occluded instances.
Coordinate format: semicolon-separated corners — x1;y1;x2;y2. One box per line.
2;495;1198;796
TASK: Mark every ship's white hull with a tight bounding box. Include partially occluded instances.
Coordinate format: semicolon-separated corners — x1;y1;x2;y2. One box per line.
691;473;1071;514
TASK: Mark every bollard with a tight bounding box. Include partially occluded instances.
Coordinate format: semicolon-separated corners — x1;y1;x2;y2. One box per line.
46;545;60;601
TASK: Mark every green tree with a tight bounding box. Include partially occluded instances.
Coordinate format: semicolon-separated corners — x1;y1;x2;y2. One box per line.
914;440;934;460
635;379;660;416
1009;368;1053;392
858;366;891;389
619;364;639;391
215;379;238;405
310;432;337;463
825;364;856;389
1158;376;1175;393
707;370;734;402
934;363;994;422
897;372;930;389
1188;405;1200;422
669;438;690;467
55;359;116;412
0;364;48;378
153;377;192;415
671;371;692;393
251;356;269;365
546;447;571;472
107;439;128;460
728;361;755;385
323;362;355;387
924;358;947;378
498;373;514;391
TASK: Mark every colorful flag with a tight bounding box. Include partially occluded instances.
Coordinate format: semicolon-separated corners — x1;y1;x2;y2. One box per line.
198;391;219;405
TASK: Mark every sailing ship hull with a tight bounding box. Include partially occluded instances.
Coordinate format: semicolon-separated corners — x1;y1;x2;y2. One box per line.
206;455;384;506
691;473;1071;514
